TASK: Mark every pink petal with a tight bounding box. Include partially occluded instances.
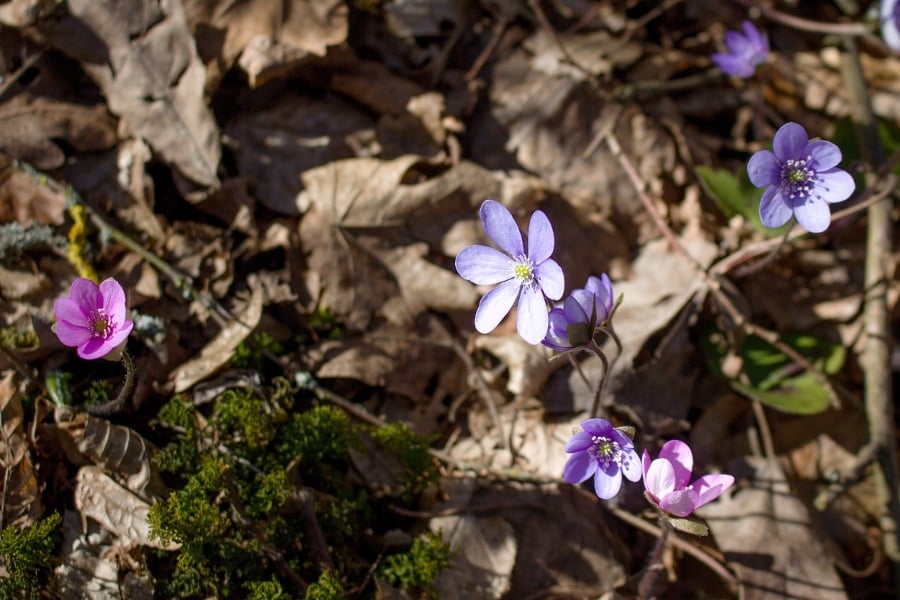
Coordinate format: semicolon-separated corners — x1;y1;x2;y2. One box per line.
68;278;101;311
99;278;127;323
55;318;92;348
659;489;700;517
78;337;111;360
645;459;676;499
54;297;89;328
693;473;735;508
658;440;693;488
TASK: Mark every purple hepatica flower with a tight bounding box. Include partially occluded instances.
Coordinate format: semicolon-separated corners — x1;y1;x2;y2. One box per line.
747;122;855;233
711;21;769;78
543;274;614;351
883;0;900;51
642;440;734;517
54;278;133;360
455;200;564;345
564;418;641;499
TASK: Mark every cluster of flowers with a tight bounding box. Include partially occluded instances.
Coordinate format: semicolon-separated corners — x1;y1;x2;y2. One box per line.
455;200;735;518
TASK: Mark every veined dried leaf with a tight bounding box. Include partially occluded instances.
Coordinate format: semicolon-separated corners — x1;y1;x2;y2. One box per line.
74;466;179;551
55;407;166;501
0;370;40;528
171;285;265;392
53;510;154;598
39;0;221;187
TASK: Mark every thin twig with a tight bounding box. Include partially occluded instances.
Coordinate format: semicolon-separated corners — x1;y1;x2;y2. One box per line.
728;0;871;36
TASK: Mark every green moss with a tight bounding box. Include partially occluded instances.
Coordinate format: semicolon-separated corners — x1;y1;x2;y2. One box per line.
215;388;278;451
304;570;346;600
275;406;350;480
246;577;290;600
231;331;285;371
370;422;439;501
379;531;452;599
80;379;113;408
0;513;61;600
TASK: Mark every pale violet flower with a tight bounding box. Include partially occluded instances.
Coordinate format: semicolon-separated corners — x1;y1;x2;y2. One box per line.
455;200;564;344
563;418;641;499
54;278;133;360
747;122;855;233
711;21;769;78
883;0;900;51
543;274;614;351
642;440;734;517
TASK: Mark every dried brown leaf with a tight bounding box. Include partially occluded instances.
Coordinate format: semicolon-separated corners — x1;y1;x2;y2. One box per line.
0;161;67;226
186;0;348;88
224;93;373;215
74;466;179;551
0;370;40;528
55;406;167;501
171;285;265;393
40;0;221;187
52;510;155;599
700;458;847;599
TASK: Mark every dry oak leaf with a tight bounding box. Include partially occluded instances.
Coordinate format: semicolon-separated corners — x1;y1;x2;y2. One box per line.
75;466;179;551
0;370;41;528
700;457;847;599
40;0;220;187
171;284;265;393
0;95;117;171
185;0;348;88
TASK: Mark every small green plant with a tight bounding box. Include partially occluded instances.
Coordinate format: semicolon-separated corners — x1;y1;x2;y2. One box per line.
0;513;61;599
379;531;452;599
231;331;285;371
304;570;346;599
370;422;439;502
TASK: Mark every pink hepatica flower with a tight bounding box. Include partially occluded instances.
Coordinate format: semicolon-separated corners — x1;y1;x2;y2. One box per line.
564;418;641;500
54;278;133;360
747;122;855;233
455;200;564;345
711;21;769;78
642;440;734;517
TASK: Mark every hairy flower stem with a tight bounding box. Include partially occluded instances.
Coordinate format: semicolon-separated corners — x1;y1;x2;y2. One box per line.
86;351;134;416
637;516;673;599
840;37;900;570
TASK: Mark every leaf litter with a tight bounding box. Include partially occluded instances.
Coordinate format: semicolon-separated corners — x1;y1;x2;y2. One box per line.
0;0;897;597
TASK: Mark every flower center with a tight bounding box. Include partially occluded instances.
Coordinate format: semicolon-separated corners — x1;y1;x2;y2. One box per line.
780;156;816;201
513;257;534;282
88;309;113;339
588;435;622;467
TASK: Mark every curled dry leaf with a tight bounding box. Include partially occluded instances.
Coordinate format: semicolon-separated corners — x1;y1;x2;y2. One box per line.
185;0;348;89
75;466;179;551
171;284;265;393
0;94;117;170
39;0;221;187
0;156;67;226
52;510;155;599
54;406;167;501
0;370;41;528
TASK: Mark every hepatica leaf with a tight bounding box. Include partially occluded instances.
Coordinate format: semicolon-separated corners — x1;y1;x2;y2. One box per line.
696;166;788;236
703;330;845;415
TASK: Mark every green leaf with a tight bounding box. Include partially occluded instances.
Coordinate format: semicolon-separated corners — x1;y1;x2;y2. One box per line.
668;517;708;536
702;330;845;415
833;116;900;176
696;166;788;236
